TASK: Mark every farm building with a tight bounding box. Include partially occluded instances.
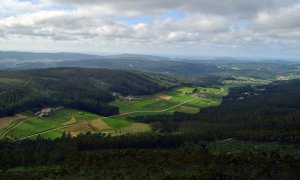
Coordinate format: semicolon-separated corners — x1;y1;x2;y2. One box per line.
35;108;54;118
121;96;142;101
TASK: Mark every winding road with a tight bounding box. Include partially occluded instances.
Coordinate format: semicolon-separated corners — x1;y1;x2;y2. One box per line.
0;119;29;139
13;97;199;141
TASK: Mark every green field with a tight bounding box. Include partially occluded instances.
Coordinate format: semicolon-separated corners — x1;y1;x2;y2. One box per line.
0;86;228;140
1;109;150;140
0;78;26;86
104;118;133;129
3;109;99;139
223;76;271;88
111;86;228;117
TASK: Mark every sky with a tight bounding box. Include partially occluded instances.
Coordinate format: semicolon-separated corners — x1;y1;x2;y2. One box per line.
0;0;300;59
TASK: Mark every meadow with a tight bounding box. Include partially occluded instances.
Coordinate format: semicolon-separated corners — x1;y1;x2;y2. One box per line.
223;76;271;88
111;86;228;117
1;109;150;140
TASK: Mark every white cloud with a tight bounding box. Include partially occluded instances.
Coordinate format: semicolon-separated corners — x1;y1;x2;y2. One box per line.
255;4;300;30
0;0;48;16
0;0;300;58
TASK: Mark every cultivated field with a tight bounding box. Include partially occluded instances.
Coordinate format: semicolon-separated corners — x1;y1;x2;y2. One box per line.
0;86;228;140
1;109;150;140
111;86;228;117
223;76;271;87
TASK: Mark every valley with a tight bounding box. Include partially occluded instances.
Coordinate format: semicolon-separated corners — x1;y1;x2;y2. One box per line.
2;0;300;177
0;85;227;140
0;54;299;179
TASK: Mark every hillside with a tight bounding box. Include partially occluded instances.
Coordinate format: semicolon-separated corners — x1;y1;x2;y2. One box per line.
196;79;300;132
136;79;300;142
0;68;179;117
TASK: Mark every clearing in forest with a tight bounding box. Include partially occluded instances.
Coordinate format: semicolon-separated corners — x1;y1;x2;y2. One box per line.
159;95;173;100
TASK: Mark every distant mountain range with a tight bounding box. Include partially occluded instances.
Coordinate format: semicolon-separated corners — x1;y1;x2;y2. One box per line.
0;51;299;78
0;51;222;75
0;51;101;62
0;51;174;62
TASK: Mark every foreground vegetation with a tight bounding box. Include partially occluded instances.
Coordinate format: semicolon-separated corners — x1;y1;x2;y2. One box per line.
0;134;299;179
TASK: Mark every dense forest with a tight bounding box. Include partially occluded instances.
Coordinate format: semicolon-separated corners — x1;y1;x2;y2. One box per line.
0;68;179;117
0;134;299;179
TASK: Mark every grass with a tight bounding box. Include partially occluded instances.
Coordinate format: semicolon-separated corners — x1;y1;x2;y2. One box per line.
0;78;25;86
2;108;149;140
39;130;64;139
89;119;111;131
7;117;62;139
0;114;28;135
176;87;196;93
230;66;241;70
223;77;272;88
4;109;101;139
111;86;228;116
72;111;100;122
102;122;150;136
113;123;150;135
62;119;111;137
112;97;177;113
63;116;77;125
103;118;133;129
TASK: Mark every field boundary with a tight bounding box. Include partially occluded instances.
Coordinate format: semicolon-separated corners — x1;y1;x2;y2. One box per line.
15;97;199;141
0;119;28;140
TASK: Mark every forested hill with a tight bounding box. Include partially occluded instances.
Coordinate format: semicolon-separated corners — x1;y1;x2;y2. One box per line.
0;68;179;117
134;79;300;142
196;79;300;130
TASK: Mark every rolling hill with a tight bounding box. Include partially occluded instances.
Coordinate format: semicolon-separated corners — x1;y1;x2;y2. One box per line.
0;68;179;118
1;51;299;80
0;51;100;62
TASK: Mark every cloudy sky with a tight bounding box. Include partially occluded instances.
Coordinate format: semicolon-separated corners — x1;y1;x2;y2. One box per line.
0;0;300;59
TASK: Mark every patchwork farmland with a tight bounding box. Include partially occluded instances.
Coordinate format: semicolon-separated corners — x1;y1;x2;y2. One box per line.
0;86;228;140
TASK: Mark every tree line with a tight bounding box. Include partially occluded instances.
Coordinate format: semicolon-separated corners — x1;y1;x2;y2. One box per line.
0;133;299;179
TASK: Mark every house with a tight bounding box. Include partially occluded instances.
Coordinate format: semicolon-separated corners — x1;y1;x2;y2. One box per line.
35;108;54;118
121;96;142;101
